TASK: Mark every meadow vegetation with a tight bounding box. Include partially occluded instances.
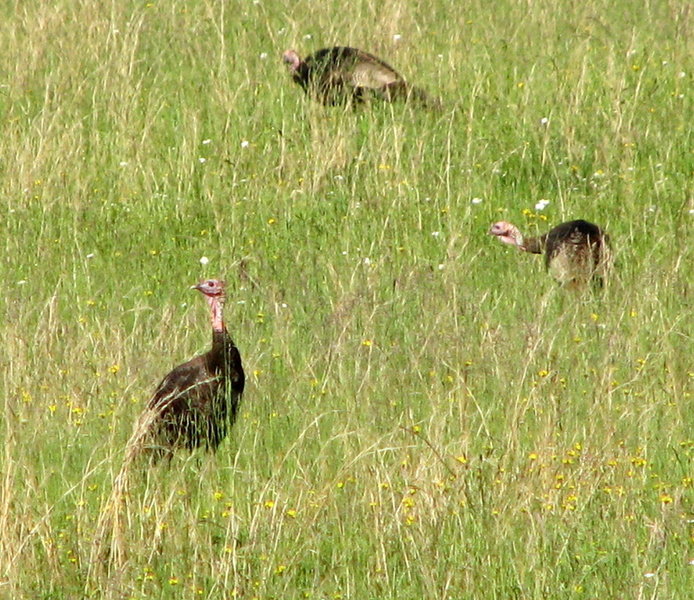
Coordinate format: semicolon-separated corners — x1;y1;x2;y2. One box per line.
0;0;691;598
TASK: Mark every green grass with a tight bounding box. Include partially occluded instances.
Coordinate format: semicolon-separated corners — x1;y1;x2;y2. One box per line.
0;0;691;598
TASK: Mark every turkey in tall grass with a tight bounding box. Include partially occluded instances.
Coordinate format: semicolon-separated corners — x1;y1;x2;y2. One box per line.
488;219;612;289
282;46;440;109
137;279;245;462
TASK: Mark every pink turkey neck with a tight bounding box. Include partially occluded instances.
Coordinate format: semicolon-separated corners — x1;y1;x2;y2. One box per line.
205;294;226;332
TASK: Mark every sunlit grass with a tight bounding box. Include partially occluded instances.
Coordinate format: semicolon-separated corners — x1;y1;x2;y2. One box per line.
0;0;691;598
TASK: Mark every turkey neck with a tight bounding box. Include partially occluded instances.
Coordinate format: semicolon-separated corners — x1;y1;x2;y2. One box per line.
293;63;311;89
206;295;226;333
211;329;233;358
207;295;238;361
208;296;234;365
520;234;546;254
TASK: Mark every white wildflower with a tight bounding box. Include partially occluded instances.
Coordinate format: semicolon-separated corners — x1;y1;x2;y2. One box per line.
199;256;209;265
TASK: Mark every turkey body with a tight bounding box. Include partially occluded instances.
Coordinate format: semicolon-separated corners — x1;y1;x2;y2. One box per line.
283;46;438;108
489;219;612;289
148;331;244;457
539;220;611;287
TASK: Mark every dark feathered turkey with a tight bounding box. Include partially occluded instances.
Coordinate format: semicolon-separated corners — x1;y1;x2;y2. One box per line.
282;46;439;109
142;279;244;461
488;219;612;288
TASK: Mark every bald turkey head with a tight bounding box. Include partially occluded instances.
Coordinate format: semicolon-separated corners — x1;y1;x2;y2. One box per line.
282;50;301;71
192;279;226;298
192;279;226;331
488;221;524;248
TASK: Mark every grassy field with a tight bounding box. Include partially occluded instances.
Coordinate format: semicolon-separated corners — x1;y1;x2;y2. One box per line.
0;0;691;598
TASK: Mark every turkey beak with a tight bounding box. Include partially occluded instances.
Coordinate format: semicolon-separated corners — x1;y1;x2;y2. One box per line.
191;284;201;291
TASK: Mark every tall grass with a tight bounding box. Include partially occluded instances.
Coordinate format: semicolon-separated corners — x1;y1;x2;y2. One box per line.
0;0;691;598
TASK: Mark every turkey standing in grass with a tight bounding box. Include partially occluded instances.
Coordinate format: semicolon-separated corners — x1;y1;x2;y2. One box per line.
141;279;245;462
488;219;612;289
282;46;439;109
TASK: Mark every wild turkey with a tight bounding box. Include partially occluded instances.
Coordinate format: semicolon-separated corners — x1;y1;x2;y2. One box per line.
488;219;612;288
282;46;439;109
140;279;245;461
